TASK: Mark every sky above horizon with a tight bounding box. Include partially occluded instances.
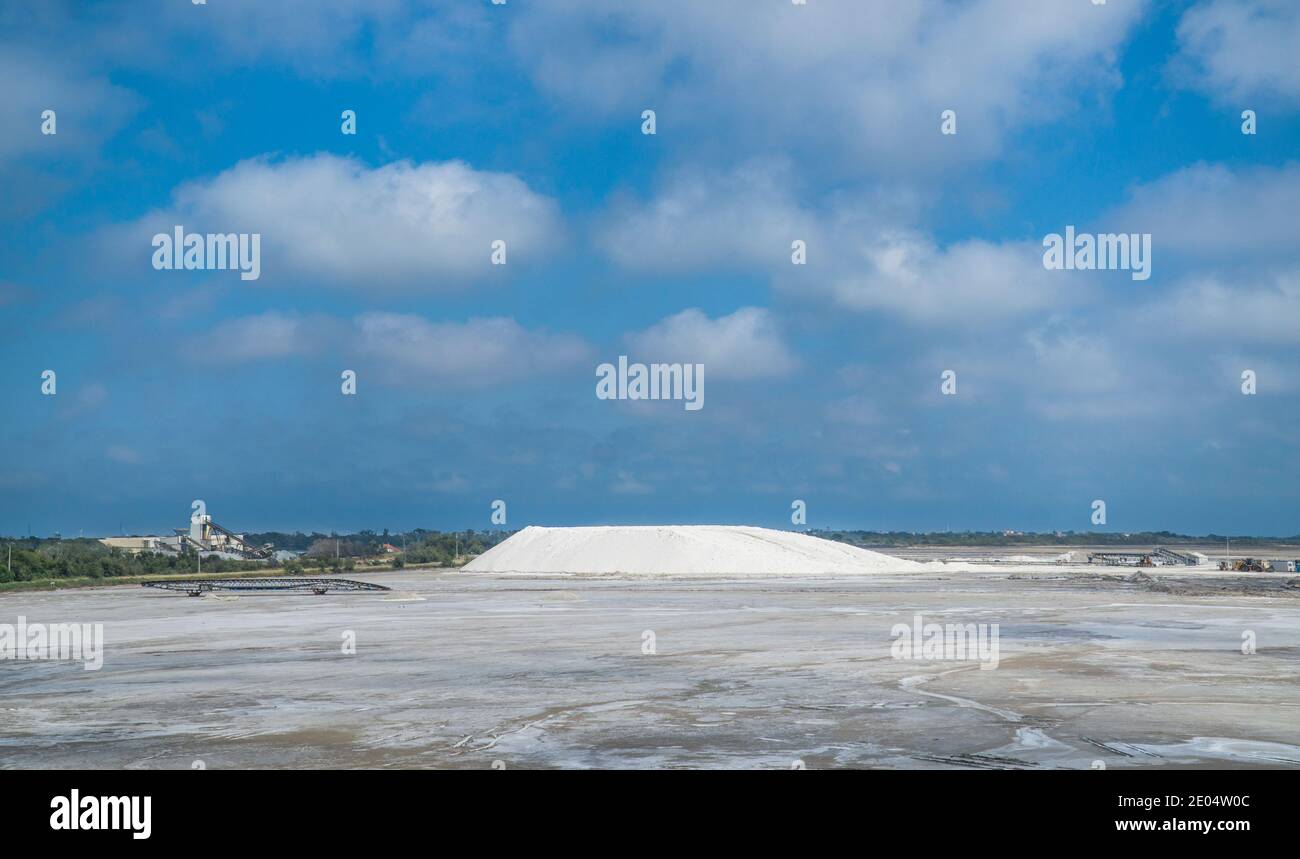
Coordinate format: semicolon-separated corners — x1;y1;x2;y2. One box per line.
2;0;1298;537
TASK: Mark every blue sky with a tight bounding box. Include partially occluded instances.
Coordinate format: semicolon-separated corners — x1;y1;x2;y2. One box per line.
2;0;1297;536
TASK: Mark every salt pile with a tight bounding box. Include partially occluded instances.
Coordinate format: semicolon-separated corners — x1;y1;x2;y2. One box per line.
462;525;921;575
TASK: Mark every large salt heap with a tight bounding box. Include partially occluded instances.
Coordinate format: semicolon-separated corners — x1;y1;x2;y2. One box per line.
462;525;920;575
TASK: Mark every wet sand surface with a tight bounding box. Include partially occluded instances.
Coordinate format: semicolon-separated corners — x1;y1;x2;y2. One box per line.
2;567;1298;769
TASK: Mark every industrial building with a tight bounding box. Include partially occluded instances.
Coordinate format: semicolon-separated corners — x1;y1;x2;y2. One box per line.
100;508;277;561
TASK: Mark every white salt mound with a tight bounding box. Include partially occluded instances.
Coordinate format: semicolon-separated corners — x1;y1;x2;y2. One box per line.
463;525;921;575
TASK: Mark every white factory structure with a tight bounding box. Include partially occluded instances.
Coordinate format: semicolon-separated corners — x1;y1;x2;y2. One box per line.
100;508;277;561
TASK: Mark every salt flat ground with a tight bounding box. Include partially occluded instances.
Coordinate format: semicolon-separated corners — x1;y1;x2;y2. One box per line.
2;564;1298;769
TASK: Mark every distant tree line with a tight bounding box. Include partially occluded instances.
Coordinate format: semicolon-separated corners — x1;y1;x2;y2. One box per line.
815;530;1300;548
0;538;266;584
400;530;511;565
0;529;516;584
7;528;1292;585
242;528;513;565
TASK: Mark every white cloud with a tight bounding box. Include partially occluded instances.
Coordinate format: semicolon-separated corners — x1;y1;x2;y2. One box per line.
188;311;327;363
1100;161;1300;346
510;0;1145;170
812;233;1067;324
356;313;591;387
598;162;1066;324
90;0;410;79
1210;353;1300;394
1175;0;1300;105
919;319;1186;422
1107;162;1300;260
185;310;592;389
16;1;507;89
1025;324;1131;399
624;307;797;380
188;0;401;75
7;1;1147;175
1143;269;1300;344
118;154;563;290
0;48;139;164
596;162;820;271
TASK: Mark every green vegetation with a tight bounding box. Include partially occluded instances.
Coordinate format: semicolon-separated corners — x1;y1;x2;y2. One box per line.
5;527;1290;591
0;538;267;584
243;528;511;563
401;530;511;565
815;530;1300;548
0;529;516;587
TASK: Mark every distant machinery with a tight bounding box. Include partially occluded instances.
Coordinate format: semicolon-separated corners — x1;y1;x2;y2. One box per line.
1151;548;1199;566
1088;551;1153;567
1089;547;1200;567
1218;558;1271;572
1214;557;1299;572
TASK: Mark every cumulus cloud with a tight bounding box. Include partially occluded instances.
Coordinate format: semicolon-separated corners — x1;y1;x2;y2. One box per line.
1107;162;1300;260
811;233;1067;324
1142;270;1300;344
598;162;1065;324
0;48;139;165
1099;161;1300;346
187;311;330;364
624;307;797;380
112;154;563;290
355;313;591;387
510;0;1145;170
86;0;410;79
1175;0;1300;105
5;1;1146;177
0;46;140;217
596;162;820;272
184;310;592;389
1020;317;1211;421
903;318;1187;422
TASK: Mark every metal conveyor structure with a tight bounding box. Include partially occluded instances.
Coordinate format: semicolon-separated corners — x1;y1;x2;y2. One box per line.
142;578;391;596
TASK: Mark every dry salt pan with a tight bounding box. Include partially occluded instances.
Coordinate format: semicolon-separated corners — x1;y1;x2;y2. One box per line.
462;525;921;575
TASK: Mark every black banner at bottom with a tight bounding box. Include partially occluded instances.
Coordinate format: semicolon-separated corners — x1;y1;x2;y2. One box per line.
2;769;1285;847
